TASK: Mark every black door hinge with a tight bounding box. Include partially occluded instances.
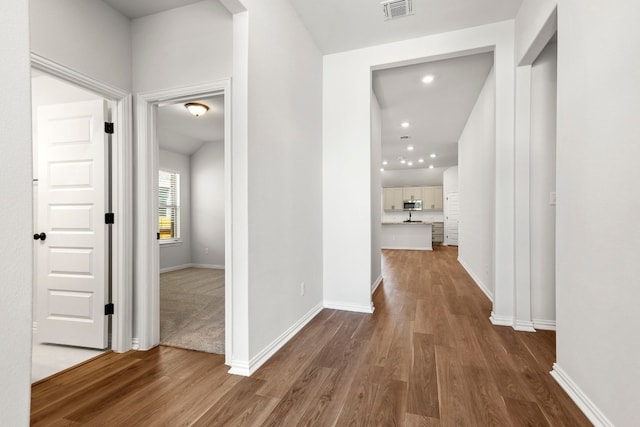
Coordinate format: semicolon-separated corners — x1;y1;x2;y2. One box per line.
157;232;160;240
105;303;114;315
105;213;115;224
105;122;114;134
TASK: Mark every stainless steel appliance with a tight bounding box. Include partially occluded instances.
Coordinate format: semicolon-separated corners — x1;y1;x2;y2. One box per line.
403;200;422;210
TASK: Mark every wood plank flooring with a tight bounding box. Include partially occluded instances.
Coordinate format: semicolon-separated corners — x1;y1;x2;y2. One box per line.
31;247;592;426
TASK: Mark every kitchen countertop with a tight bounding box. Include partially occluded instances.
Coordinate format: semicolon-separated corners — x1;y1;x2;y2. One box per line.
382;221;434;225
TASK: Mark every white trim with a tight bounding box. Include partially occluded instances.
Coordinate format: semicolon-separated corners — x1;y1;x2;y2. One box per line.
159;263;226;273
324;301;375;314
532;318;556;331
135;79;234;363
371;275;383;294
228;303;324;377
513;320;536;332
32;322;37;334
458;257;494;302
30;53;133;353
191;264;225;270
159;264;192;273
550;363;614;427
381;246;432;251
489;312;514;327
131;337;140;351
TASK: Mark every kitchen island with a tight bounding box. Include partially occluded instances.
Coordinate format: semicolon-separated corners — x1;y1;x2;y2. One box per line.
381;221;433;251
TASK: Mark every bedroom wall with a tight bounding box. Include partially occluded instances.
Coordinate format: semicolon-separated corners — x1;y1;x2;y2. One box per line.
191;141;225;268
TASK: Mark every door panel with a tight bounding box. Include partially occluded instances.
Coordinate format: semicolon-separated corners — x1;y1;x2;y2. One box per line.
36;99;109;349
445;192;459;246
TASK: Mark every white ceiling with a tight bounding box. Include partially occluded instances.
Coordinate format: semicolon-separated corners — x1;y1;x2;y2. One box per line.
373;52;494;171
102;0;204;19
287;0;523;54
157;96;224;155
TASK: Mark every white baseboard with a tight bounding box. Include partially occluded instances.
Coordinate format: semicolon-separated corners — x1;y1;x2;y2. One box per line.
458;257;493;302
160;263;225;273
227;302;324;377
191;263;224;270
131;337;140;350
324;300;375;314
160;263;192;273
551;363;614;427
490;311;514;327
371;275;383;295
533;318;556;331
514;320;536;332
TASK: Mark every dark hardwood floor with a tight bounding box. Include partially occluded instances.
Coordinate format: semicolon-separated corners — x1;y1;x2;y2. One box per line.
31;247;592;426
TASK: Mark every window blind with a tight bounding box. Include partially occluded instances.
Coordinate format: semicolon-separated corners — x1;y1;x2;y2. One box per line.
159;170;180;240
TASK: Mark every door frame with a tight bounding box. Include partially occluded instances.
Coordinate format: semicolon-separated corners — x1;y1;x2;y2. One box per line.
31;53;134;352
135;79;233;363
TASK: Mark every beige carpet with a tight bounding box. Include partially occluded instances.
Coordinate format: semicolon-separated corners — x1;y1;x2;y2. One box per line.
160;268;225;354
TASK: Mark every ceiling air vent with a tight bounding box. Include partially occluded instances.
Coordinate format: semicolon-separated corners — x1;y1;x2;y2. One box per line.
381;0;414;21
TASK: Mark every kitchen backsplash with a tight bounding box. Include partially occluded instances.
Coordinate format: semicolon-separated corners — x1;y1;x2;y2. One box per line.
382;210;444;223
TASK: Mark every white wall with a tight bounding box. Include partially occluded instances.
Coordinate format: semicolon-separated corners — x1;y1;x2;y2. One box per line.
0;1;32;423
132;0;233;93
30;0;132;91
323;21;515;316
381;167;447;187
458;67;496;299
555;0;640;425
240;0;324;358
191;141;225;267
370;92;382;291
158;149;192;270
514;0;557;65
530;41;556;326
443;166;459;195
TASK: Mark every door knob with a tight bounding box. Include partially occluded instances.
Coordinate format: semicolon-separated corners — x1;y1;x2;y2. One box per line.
33;232;47;241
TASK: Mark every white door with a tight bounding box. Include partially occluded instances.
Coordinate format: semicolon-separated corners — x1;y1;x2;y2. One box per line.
445;192;459;246
36;99;109;349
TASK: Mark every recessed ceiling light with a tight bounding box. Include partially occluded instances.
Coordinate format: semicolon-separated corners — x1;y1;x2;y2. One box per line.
418;158;424;163
429;165;434;169
422;75;435;84
430;153;436;158
408;162;413;166
407;145;414;151
380;168;384;172
401;122;410;128
400;159;406;164
382;160;388;165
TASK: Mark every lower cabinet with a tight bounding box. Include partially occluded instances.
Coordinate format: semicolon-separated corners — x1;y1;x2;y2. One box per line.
432;222;444;244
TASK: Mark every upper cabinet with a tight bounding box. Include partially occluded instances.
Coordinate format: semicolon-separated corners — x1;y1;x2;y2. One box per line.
402;187;422;201
383;187;404;211
383;186;443;211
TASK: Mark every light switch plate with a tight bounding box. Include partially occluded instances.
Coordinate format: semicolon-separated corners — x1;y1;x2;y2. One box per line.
549;192;557;205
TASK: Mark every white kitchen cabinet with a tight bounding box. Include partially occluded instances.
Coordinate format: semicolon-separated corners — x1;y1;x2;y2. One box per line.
402;187;422;201
421;186;443;210
383;187;404;211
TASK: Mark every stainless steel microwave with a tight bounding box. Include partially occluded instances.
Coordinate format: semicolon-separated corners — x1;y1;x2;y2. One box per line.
403;200;422;211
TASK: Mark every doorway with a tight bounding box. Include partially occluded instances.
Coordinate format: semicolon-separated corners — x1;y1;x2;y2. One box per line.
135;79;232;361
156;97;226;354
30;69;116;382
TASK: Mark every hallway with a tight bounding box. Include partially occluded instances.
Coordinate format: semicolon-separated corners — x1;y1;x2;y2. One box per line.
30;247;590;425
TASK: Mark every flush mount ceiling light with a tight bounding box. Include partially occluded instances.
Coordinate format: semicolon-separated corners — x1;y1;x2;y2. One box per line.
422;75;435;84
185;102;209;117
401;122;410;128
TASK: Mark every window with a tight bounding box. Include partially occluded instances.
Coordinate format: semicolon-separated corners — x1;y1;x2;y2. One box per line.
158;170;180;242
